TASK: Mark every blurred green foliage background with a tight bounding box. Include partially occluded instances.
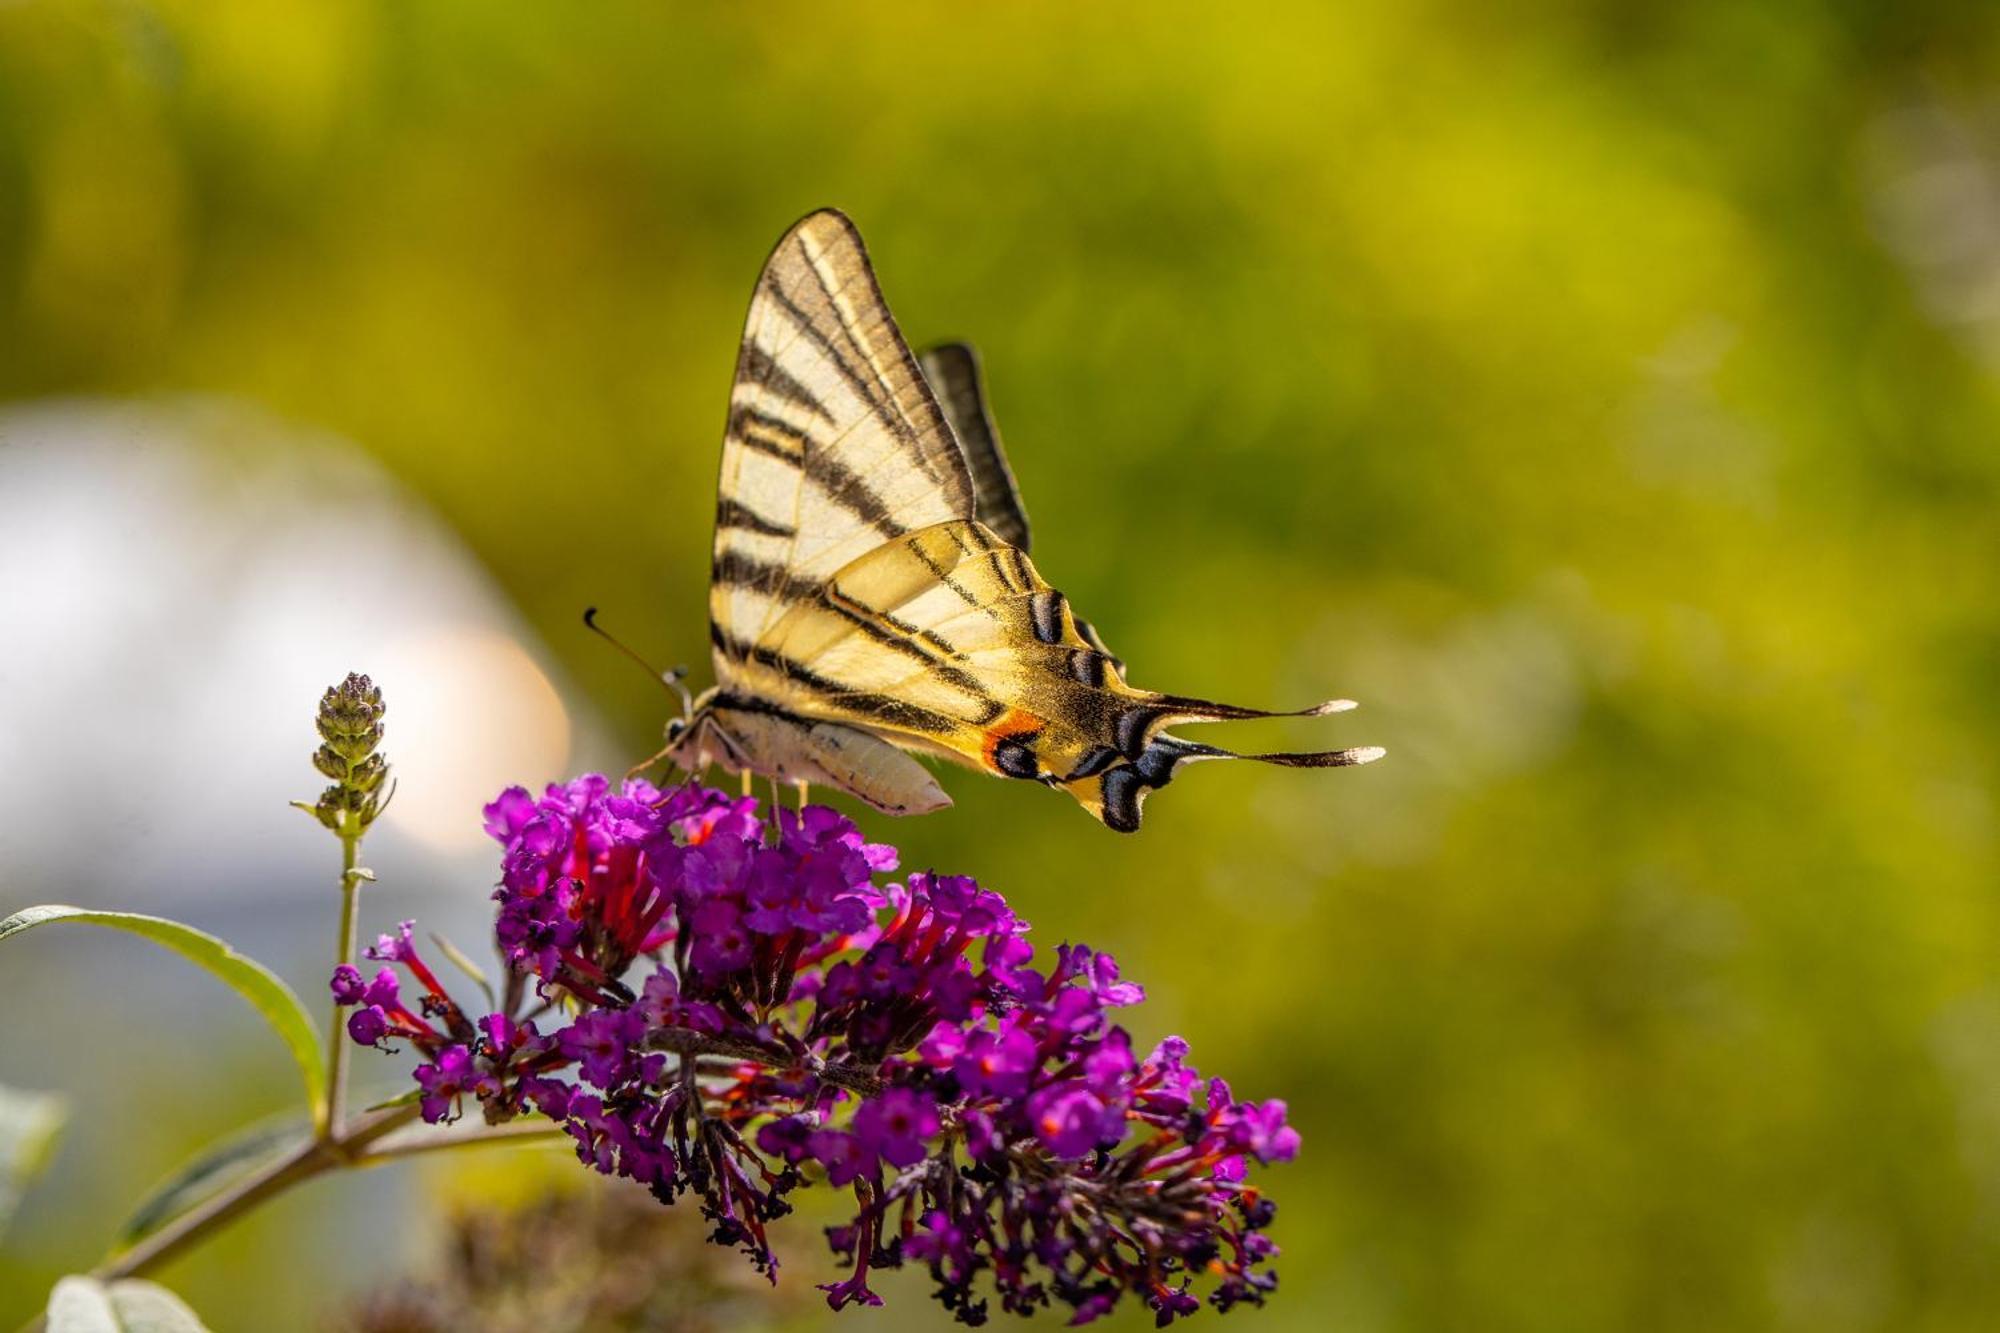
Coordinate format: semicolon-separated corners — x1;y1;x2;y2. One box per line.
4;1;2000;1329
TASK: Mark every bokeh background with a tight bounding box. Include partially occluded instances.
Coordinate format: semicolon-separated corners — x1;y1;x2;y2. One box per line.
4;2;1999;1329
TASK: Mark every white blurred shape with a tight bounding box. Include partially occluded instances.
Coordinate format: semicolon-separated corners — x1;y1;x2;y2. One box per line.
374;627;570;852
0;397;598;906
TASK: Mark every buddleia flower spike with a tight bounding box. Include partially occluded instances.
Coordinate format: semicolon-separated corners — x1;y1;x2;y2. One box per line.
296;672;393;835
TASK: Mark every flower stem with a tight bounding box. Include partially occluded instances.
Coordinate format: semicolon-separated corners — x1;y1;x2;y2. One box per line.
322;817;364;1139
646;1029;886;1096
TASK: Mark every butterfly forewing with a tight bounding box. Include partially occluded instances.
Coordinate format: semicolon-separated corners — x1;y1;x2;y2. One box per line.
711;211;975;661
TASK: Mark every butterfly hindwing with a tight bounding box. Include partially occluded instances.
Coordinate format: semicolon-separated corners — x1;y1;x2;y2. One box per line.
918;342;1031;552
914;342;1127;675
757;520;1379;831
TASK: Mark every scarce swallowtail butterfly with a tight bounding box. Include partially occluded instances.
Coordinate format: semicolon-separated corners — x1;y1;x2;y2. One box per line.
659;209;1382;831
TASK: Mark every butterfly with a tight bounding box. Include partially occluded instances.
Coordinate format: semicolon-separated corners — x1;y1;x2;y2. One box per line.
660;209;1381;831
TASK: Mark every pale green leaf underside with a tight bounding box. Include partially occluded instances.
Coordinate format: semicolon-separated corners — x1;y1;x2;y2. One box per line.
46;1276;212;1332
0;906;326;1124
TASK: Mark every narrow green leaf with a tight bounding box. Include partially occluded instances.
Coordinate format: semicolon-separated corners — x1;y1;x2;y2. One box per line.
0;1083;68;1238
117;1115;306;1246
0;906;327;1125
46;1276;212;1332
363;1086;422;1112
427;929;496;1011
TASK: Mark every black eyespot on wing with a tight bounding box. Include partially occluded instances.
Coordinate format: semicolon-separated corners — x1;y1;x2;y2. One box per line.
1029;590;1067;645
1099;766;1143;833
1114;705;1163;760
1068;649;1108;687
1134;739;1183;786
993;733;1042;780
1065;745;1119;780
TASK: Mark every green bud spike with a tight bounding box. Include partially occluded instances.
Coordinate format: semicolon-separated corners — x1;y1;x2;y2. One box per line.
300;673;391;836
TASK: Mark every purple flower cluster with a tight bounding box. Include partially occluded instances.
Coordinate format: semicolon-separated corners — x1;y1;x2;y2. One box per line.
335;776;1299;1324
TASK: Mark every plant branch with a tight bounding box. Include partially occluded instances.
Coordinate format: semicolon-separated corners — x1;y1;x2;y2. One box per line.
92;1103;419;1286
357;1116;567;1162
1;1105;572;1333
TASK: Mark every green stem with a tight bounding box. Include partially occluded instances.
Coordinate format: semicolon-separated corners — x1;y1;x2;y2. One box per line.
92;1104;416;1286
8;1104;560;1333
322;817;363;1138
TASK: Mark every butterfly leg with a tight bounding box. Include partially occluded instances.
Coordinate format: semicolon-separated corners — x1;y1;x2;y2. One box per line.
624;740;676;784
764;776;795;838
794;780;811;810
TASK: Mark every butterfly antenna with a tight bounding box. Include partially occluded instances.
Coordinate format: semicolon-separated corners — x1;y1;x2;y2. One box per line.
582;607;695;719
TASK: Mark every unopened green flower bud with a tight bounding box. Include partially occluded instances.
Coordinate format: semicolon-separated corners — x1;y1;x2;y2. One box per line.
298;673;393;835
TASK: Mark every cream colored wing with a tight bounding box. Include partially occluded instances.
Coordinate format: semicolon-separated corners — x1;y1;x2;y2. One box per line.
710;209;975;671
691;211;1378;829
748;520;1379;831
915;340;1124;675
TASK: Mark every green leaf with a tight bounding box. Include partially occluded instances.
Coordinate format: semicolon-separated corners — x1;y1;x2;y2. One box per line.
117;1115;307;1246
427;929;496;1011
363;1086;422;1112
0;906;327;1127
0;1083;68;1238
46;1276;212;1332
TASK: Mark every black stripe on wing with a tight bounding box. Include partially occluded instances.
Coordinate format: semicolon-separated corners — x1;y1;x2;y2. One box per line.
707;623;993;735
737;341;836;425
715;497;797;538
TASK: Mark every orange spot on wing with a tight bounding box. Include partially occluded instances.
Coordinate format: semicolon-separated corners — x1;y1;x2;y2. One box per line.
981;708;1043;771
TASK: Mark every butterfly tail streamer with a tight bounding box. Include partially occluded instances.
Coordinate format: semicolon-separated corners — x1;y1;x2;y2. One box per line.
1061;711;1385;833
1151;695;1360;724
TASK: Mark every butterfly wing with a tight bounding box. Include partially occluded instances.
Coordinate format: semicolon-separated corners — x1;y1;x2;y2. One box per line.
757;519;1381;831
710;209;976;666
917;341;1126;677
698;209;1378;829
918;342;1031;551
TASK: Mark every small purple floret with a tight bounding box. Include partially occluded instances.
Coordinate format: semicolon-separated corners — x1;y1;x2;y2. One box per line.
329;964;365;1005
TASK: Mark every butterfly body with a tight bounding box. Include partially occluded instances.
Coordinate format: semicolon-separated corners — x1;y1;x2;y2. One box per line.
663;209;1381;831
